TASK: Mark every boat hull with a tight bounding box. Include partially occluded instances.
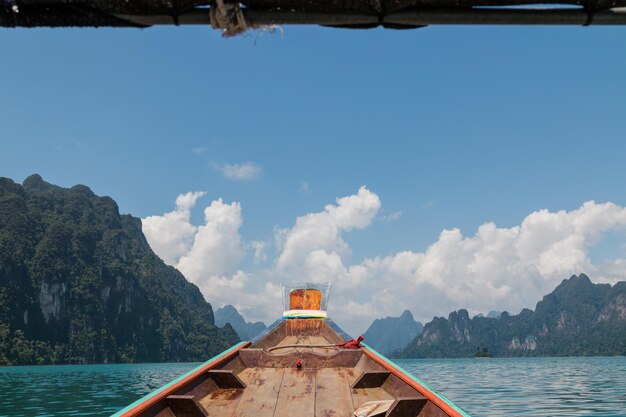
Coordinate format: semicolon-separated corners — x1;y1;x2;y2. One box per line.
112;318;471;417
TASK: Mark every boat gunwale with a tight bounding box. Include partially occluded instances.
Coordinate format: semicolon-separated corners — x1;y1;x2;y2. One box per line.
110;341;251;417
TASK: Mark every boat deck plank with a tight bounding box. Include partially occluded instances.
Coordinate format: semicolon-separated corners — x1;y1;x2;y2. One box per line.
232;368;284;417
275;335;334;354
273;369;316;417
200;388;244;416
345;368;359;386
315;368;354;417
351;387;395;411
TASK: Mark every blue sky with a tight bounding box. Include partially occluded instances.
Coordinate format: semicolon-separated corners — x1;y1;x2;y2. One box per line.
2;24;626;332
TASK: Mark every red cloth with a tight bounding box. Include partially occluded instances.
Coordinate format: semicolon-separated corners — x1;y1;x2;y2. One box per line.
337;335;363;349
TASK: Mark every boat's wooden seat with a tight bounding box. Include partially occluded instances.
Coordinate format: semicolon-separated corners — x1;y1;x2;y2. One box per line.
351;369;432;417
206;370;246;389
352;371;392;388
385;397;428;417
166;395;208;417
166;370;247;417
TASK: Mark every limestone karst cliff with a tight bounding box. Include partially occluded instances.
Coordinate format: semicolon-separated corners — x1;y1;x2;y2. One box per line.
0;175;239;365
399;274;626;358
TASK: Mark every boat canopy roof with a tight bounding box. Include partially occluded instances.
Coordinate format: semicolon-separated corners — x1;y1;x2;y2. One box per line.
3;0;626;30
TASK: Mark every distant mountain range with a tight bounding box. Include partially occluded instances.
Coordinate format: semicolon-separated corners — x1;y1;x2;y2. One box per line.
214;305;267;340
487;310;502;319
0;175;239;365
362;310;423;355
475;311;502;319
399;274;626;358
2;174;624;364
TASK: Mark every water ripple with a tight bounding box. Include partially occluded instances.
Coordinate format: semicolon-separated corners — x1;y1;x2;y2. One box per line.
0;363;198;417
397;356;626;417
0;357;625;416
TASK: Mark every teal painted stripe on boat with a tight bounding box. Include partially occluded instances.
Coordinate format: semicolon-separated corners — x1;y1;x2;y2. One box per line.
110;342;248;417
362;343;473;417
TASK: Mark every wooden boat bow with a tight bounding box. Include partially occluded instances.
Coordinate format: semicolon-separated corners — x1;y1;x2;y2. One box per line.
112;317;472;417
113;283;471;417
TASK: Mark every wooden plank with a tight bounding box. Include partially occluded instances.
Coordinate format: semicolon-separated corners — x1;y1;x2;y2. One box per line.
116;342;251;417
275;335;299;347
274;369;316;417
352;371;391;388
273;335;335;354
383;8;626;26
315;368;354;417
232;368;284;417
307;336;335;354
178;375;218;399
239;349;361;369
207;370;246;389
111;8;626;28
351;388;395;411
346;356;387;386
285;319;324;337
382;375;425;399
345;368;360;386
417;401;450;417
387;398;428;417
166;395;208;417
362;348;465;417
217;356;247;375
199;388;244;413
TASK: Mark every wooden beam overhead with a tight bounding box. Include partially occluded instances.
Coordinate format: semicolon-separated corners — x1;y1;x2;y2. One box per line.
2;0;626;29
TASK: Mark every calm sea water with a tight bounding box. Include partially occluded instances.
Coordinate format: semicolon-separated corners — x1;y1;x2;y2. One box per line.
398;357;626;417
1;357;625;417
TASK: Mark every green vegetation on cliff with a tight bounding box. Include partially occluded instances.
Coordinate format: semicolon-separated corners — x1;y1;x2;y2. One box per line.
399;274;626;358
0;174;239;365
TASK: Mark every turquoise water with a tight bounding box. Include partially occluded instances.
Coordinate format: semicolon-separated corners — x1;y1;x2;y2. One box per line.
1;357;625;416
0;362;198;417
398;357;626;417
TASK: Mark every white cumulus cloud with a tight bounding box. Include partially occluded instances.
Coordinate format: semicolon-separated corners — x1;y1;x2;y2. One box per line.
251;240;268;263
141;191;206;265
142;193;247;303
326;200;626;333
275;186;381;272
143;189;626;337
215;162;262;181
177;199;245;282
